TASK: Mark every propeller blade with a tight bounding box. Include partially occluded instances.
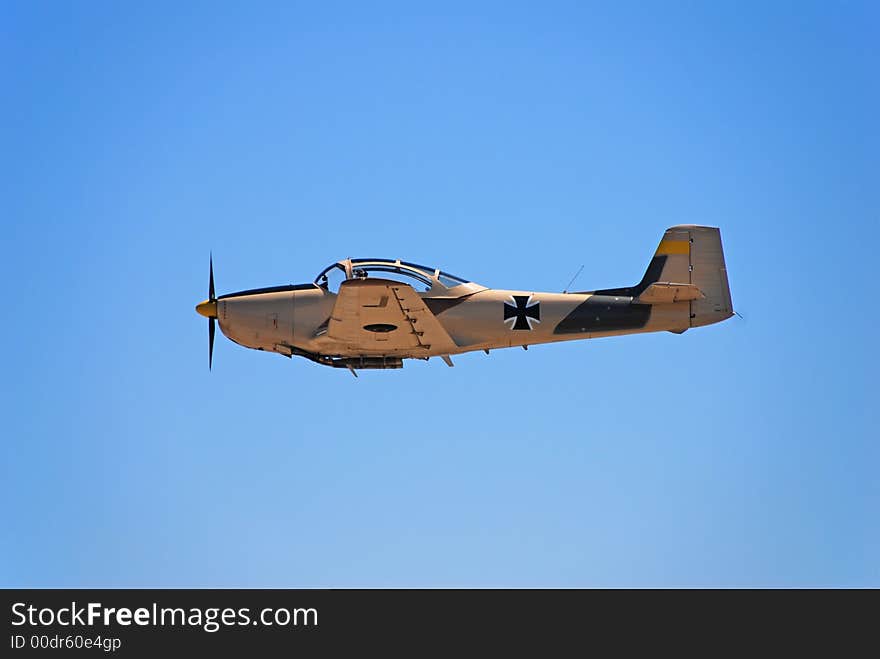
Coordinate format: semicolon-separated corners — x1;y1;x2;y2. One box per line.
209;253;215;301
209;317;215;370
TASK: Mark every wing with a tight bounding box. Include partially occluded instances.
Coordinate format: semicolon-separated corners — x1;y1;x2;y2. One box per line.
327;278;458;355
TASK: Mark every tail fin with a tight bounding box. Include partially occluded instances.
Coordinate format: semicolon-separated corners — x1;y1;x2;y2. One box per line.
595;225;734;328
649;225;733;327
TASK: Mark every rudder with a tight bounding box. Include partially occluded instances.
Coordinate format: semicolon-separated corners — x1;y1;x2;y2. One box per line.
684;225;733;327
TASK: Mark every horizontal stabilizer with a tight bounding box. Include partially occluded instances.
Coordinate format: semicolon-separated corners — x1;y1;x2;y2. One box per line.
634;282;704;305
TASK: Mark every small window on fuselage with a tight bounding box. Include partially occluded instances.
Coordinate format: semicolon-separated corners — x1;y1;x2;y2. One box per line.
438;271;469;289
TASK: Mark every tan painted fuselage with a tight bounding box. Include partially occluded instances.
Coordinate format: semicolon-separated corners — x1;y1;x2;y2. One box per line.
198;225;734;371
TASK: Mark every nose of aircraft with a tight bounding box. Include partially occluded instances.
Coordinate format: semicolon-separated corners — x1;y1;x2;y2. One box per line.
196;299;218;318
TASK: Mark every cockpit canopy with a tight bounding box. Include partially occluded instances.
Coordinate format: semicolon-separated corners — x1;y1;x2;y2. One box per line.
314;258;480;295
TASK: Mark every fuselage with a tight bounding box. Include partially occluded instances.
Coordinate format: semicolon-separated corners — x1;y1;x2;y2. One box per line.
197;226;734;370
215;284;693;359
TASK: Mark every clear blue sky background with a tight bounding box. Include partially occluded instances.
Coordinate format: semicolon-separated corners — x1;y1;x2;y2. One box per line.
2;1;877;587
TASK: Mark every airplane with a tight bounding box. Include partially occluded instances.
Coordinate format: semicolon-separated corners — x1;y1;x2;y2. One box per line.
195;225;733;375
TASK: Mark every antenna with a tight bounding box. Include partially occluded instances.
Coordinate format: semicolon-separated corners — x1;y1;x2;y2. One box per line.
563;265;584;294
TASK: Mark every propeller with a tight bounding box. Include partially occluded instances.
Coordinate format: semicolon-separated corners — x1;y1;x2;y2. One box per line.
195;254;219;370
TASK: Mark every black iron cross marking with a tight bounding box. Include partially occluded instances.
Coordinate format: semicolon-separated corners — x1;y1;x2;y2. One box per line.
503;295;540;330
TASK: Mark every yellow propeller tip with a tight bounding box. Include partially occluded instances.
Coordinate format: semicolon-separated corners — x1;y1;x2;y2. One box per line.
196;300;217;318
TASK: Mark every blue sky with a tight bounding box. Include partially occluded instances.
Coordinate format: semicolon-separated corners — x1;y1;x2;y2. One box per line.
2;1;877;587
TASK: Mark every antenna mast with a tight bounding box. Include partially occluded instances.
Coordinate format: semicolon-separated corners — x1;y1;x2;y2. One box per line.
563;265;584;294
